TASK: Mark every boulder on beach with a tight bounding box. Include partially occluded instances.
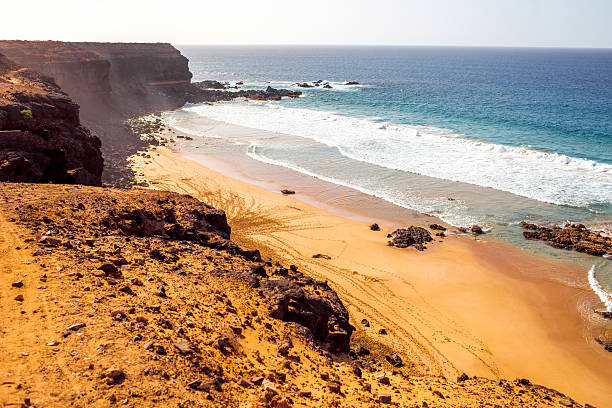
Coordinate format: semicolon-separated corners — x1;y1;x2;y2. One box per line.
387;226;433;250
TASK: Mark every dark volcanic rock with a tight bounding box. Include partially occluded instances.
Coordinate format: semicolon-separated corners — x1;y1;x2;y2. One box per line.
0;53;103;185
520;222;611;257
387;226;433;250
262;277;353;353
471;225;484;235
186;83;301;104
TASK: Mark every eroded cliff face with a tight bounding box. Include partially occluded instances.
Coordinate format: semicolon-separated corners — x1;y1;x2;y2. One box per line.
0;41;192;122
0;53;103;185
0;41;192;185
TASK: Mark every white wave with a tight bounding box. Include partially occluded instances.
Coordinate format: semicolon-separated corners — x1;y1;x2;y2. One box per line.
588;265;612;312
183;102;612;208
246;142;479;227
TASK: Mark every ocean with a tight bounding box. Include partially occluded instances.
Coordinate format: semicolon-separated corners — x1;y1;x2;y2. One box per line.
166;45;612;301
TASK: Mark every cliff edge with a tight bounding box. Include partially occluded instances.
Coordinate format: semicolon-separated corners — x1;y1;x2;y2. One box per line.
0;53;103;185
0;41;192;185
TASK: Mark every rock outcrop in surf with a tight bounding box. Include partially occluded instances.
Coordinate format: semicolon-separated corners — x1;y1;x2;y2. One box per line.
520;222;611;257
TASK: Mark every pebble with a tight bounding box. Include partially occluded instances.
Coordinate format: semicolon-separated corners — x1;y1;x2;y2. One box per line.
173;340;192;355
46;341;59;346
12;280;24;288
155;285;167;298
67;323;86;331
14;294;24;301
378;393;392;404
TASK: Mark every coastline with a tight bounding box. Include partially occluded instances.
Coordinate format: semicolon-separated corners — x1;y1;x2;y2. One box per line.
131;139;612;407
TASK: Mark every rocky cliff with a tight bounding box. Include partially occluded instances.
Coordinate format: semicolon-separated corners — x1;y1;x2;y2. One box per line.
0;41;192;185
0;53;102;185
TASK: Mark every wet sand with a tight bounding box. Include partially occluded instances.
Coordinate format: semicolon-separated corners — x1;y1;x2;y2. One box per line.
130;143;612;407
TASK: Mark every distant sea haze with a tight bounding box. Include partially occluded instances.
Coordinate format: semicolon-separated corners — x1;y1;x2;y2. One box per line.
167;45;612;289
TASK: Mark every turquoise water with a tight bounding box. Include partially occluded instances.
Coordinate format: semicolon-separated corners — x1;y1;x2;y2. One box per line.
170;45;612;299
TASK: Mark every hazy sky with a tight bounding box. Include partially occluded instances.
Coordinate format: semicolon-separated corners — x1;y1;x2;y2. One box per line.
2;0;611;48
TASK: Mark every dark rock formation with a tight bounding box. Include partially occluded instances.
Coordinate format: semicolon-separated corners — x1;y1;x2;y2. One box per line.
196;80;228;90
387;226;433;250
429;224;446;231
280;189;296;195
520;222;611;257
0;41;192;186
369;223;380;231
345;81;360;85
263;276;353;353
471;225;484;235
186;83;301;103
0;53;102;185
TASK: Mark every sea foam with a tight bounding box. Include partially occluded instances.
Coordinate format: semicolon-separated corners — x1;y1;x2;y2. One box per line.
184;102;612;208
588;265;612;312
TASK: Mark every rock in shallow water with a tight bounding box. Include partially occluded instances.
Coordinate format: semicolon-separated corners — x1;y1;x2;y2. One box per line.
520;222;611;257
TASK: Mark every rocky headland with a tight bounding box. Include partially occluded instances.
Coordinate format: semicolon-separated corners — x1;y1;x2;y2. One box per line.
0;41;303;186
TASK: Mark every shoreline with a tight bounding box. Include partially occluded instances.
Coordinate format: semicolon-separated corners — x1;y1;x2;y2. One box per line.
131;139;612;407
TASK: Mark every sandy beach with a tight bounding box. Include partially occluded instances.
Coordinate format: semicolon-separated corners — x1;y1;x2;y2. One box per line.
130;141;612;407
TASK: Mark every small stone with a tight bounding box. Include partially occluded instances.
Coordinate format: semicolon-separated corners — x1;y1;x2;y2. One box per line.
104;367;125;385
67;322;86;331
14;294;24;301
230;325;242;335
143;341;154;350
262;379;278;394
278;342;292;355
39;236;60;246
46;341;59;346
376;372;390;385
118;286;135;296
251;376;264;385
378;328;387;335
378;393;392;404
280;189;295;195
457;373;469;382
174;340;192;355
299;389;312;398
12;280;24;288
361;318;370;327
312;253;331;260
385;353;403;367
155;344;167;355
133;334;142;342
369;223;380;231
237;376;252;387
155;285;167;298
99;263;122;278
328;381;341;393
111;310;127;320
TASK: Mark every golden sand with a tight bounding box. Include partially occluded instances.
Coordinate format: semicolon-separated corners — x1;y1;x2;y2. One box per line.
131;145;612;407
